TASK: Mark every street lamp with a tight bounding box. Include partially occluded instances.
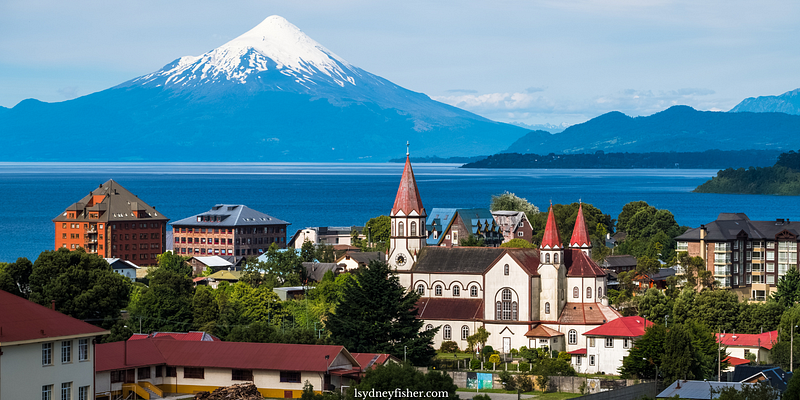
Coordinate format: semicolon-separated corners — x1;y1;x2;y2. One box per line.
718;332;724;381
404;345;407;363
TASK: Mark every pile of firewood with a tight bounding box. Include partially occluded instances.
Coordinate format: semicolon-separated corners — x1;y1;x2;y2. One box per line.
194;383;263;400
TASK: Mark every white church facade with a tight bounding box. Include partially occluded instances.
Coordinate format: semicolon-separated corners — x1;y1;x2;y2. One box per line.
388;154;621;355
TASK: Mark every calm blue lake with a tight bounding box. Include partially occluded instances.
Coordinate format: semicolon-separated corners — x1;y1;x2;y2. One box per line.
0;163;797;263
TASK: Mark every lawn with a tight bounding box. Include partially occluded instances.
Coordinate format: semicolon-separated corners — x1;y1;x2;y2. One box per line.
436;352;475;359
456;388;581;399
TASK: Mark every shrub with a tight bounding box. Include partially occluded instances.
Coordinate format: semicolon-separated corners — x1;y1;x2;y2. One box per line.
473;395;492;400
470;358;481;370
481;345;495;359
498;370;516;391
536;375;550;393
440;341;459;353
518;361;530;372
516;374;533;392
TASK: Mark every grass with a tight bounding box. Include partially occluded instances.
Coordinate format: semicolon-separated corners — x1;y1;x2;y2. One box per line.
436;352;474;359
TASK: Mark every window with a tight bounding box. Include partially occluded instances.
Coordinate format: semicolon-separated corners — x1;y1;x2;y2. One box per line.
605;337;614;347
43;343;53;365
597;287;602;298
61;382;72;400
411;222;417;236
574;356;581;365
518;232;524;237
280;371;301;383
417;284;425;295
504;264;509;275
568;330;577;345
155;366;163;377
61;341;71;363
138;367;150;379
545;302;550;314
184;367;204;379
623;338;631;348
573;287;579;298
443;325;452;340
586;287;592;299
512;302;518;320
435;285;442;296
471;286;478;297
232;369;254;381
453;286;460;296
496;301;502;320
545;253;551;263
590;338;596;347
462;326;470;340
166;367;177;377
43;385;53;400
398;222;405;237
78;339;88;361
589;355;596;366
554;253;559;264
426;324;433;331
452;230;459;243
78;386;89;400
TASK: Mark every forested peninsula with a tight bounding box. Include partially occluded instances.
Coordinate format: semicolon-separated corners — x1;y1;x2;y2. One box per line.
694;150;800;195
460;150;780;169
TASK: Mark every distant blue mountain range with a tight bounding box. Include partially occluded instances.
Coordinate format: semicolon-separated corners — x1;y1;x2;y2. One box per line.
0;16;527;162
730;88;800;115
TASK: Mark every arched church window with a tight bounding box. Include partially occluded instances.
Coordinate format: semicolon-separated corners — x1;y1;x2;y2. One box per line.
443;325;451;340
545;302;550;314
496;301;502;320
453;286;460;296
598;287;602;298
426;324;433;331
501;289;513;320
417;284;425;296
545;253;550;263
586;287;592;299
435;285;442;296
573;287;579;298
411;221;417;236
462;326;470;340
554;253;559;263
471;286;478;297
398;222;405;237
568;329;577;345
512;302;518;320
502;288;512;301
504;264;509;275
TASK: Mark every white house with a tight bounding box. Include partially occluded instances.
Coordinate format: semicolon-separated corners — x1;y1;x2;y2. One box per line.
716;330;778;364
0;290;109;400
575;316;654;374
104;258;139;281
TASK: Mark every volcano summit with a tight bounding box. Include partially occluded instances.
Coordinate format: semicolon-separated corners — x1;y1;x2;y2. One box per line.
0;16;526;162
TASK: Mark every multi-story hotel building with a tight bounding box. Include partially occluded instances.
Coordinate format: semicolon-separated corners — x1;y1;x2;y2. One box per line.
171;204;289;259
53;180;168;265
675;213;800;301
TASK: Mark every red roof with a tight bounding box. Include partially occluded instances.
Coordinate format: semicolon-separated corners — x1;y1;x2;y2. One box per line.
724;356;751;366
97;338;356;372
557;303;622;325
569;204;591;248
350;353;398;369
567;348;587;355
566;249;606;277
716;331;777;350
584;316;653;337
524;324;564;338
541;206;562;249
0;290;108;344
391;156;425;216
416;298;483;320
129;331;220;342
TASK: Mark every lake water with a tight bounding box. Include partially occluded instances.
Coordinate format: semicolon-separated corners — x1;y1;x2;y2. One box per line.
0;162;798;263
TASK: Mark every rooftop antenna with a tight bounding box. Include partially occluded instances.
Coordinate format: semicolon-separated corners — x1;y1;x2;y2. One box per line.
406;141;410;156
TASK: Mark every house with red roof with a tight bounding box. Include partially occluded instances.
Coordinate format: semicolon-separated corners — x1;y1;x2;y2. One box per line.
577;316;653;374
0;290;109;400
716;331;778;364
94;337;359;399
387;153;619;354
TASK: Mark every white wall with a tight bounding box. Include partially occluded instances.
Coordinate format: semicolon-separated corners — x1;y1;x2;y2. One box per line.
584;336;636;375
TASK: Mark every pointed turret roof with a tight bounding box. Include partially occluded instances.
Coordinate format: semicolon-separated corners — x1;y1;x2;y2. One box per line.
541;205;562;249
392;156;426;216
570;203;591;248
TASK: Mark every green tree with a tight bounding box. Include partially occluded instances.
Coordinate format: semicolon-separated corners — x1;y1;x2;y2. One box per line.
365;216;391;252
619;324;666;379
694;289;740;334
713;381;780;400
459;234;485;247
500;238;534;248
773;267;800;309
300;240;317;262
467;326;490;353
192;285;219;331
636;288;671;323
772;304;800;370
28;248;131;324
128;252;193;333
356;362;459;400
784;368;800;400
326;260;436;365
490;191;539;223
660;323;696;382
0;257;33;297
737;301;783;334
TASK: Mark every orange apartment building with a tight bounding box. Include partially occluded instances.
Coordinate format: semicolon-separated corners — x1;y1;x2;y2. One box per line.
171;204;289;259
53;180;169;265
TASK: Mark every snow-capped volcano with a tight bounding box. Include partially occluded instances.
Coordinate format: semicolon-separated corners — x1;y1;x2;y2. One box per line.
130;16;362;93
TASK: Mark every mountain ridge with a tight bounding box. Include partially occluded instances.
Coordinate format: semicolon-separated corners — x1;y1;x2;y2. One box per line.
730;88;800;115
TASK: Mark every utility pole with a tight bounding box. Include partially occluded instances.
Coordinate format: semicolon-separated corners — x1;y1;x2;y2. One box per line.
718;331;725;381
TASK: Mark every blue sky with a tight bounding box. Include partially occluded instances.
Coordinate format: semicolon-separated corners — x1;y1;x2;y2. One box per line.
1;0;798;125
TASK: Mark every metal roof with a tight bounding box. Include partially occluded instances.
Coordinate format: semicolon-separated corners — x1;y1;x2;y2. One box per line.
52;179;168;223
171;204;289;227
657;380;752;399
676;213;799;242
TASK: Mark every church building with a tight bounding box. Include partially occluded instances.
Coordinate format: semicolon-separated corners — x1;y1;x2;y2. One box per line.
388;154;620;355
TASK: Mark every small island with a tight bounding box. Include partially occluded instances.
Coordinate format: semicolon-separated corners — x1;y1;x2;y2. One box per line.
694;150;800;195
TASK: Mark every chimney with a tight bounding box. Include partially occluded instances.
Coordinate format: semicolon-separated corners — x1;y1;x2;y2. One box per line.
51;300;56;311
700;225;707;261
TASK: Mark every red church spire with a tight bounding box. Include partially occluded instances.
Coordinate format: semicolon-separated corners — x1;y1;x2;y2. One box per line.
570;203;591;248
541;204;562;249
391;150;426;216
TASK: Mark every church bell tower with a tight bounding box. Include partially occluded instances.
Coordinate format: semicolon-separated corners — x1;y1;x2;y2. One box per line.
388;144;427;272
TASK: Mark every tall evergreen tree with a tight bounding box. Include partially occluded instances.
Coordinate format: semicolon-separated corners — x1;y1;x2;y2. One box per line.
326;260;436;365
773;267;800;309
